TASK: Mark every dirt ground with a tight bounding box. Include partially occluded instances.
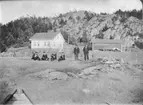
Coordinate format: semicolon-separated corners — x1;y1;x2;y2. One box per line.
0;56;143;104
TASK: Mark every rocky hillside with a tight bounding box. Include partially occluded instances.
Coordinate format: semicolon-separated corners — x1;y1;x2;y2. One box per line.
55;12;143;47
1;10;143;52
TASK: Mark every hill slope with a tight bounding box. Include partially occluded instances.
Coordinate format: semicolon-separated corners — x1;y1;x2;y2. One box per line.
1;10;143;52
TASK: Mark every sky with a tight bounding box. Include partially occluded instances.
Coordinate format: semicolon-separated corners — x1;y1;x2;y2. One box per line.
0;0;142;24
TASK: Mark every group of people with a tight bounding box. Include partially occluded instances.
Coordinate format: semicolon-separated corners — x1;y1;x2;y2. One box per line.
74;44;90;61
31;52;65;61
31;44;90;62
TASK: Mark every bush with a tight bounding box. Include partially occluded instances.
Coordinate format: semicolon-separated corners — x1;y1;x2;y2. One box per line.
96;33;104;39
102;25;109;32
120;17;127;23
135;40;143;49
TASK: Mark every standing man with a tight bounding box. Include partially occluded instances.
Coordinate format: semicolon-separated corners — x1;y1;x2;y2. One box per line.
83;44;89;61
74;45;80;60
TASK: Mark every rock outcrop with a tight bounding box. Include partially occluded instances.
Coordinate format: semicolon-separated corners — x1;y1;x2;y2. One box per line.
54;11;143;47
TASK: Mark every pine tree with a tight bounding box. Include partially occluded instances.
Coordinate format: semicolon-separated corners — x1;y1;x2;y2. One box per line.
140;0;143;20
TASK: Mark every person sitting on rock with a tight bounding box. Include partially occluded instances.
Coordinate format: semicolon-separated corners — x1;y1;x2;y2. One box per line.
32;52;40;61
51;53;54;61
58;53;65;61
54;53;57;60
41;52;47;60
58;55;62;61
62;54;65;60
52;53;57;61
36;53;40;61
31;52;36;60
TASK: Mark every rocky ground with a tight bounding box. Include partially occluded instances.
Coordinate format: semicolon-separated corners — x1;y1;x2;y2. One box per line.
0;56;143;104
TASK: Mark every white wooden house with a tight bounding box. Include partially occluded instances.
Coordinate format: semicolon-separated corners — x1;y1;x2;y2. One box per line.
29;31;65;53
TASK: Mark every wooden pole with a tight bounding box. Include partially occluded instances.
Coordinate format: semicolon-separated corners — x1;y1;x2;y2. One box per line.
68;35;70;44
22;89;34;105
142;3;143;20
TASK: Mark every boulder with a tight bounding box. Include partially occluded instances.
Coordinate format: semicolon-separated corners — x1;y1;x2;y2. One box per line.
80;66;97;75
66;72;79;78
79;66;103;76
48;71;68;80
29;69;55;79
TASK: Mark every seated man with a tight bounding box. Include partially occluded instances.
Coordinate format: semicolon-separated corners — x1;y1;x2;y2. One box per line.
53;53;57;60
31;52;36;60
51;53;57;61
46;56;49;61
58;54;65;61
58;55;62;61
50;54;53;61
34;53;40;61
63;54;65;60
41;52;47;60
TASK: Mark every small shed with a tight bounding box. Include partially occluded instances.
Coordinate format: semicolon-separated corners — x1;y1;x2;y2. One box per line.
91;39;124;52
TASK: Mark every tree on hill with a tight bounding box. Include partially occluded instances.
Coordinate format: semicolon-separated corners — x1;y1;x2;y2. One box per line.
0;41;7;52
140;0;143;20
1;10;143;52
81;31;89;43
84;11;94;21
0;16;53;51
69;36;77;45
96;30;104;39
60;30;69;43
115;9;142;19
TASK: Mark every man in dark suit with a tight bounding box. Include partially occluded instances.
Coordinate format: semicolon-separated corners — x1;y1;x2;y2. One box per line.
83;44;89;61
74;45;80;60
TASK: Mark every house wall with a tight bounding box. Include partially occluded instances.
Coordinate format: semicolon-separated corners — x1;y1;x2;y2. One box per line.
53;33;65;51
30;33;65;52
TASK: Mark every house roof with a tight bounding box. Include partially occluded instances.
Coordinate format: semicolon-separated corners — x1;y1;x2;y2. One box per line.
30;31;60;40
93;44;121;49
92;39;123;44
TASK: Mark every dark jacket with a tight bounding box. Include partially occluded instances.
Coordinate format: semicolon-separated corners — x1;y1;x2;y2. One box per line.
42;54;47;60
83;46;89;54
74;47;80;55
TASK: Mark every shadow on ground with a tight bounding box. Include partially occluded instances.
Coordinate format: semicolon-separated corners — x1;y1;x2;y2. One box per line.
132;89;143;103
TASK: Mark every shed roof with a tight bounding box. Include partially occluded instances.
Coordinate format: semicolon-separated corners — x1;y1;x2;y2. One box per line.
92;39;123;44
29;31;60;40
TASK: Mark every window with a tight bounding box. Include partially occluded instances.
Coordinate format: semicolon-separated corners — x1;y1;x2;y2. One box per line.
33;42;36;46
44;42;46;46
53;42;55;47
48;42;50;47
37;42;40;46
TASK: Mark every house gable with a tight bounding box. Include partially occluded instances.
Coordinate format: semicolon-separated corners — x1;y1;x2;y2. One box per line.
53;33;65;42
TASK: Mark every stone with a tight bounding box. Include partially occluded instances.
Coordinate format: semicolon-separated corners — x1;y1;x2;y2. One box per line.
66;72;79;78
78;66;103;77
82;89;90;94
110;64;121;69
81;66;97;75
48;71;68;80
